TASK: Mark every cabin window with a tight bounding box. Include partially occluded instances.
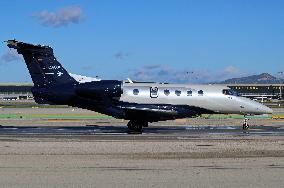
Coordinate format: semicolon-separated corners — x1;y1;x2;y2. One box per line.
133;89;139;95
164;89;170;96
175;90;181;96
198;90;203;96
187;90;192;96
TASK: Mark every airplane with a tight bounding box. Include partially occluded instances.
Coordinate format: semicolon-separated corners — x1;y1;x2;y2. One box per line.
5;40;273;132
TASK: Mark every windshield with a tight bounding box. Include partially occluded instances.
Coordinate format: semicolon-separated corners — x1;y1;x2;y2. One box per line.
222;89;240;96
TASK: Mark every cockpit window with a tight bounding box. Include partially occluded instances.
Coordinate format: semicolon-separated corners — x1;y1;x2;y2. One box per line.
222;89;240;96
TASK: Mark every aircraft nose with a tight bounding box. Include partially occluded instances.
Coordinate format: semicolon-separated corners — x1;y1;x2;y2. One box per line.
257;104;273;114
239;97;273;115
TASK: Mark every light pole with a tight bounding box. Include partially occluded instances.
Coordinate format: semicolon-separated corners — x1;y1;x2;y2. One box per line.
278;71;283;100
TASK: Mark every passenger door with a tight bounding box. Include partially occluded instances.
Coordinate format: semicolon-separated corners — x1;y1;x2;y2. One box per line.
150;87;159;98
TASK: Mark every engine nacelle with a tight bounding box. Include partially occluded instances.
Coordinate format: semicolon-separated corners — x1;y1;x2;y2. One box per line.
75;80;122;100
32;85;75;105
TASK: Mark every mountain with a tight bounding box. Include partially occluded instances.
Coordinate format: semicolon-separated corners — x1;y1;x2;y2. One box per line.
219;73;284;84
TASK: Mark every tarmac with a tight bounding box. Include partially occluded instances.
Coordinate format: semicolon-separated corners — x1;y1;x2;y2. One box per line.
0;107;283;187
0;124;283;138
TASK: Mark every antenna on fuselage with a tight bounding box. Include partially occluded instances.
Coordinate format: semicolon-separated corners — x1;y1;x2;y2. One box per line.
127;78;133;83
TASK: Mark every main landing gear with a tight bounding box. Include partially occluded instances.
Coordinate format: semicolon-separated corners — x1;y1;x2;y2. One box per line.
242;117;249;130
127;120;148;133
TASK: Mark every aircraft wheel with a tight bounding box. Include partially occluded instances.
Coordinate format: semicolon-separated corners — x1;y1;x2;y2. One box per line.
127;120;143;132
243;124;249;130
142;121;149;127
242;118;249;130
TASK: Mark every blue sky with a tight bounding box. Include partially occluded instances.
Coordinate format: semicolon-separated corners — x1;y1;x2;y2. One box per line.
0;0;283;83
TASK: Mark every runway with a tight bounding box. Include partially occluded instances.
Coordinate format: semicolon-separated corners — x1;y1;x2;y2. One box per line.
0;124;283;188
0;124;283;140
0;108;283;188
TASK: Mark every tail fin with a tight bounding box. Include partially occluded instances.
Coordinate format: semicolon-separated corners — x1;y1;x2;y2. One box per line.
6;40;76;87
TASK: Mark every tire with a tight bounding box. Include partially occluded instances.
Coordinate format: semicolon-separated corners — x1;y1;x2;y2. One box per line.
242;123;249;130
127;120;143;132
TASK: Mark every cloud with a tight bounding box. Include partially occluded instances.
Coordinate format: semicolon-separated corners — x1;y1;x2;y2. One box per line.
33;5;83;28
81;65;94;70
143;64;161;69
130;64;189;83
129;65;247;84
0;49;22;64
114;51;129;60
222;65;244;76
215;66;246;82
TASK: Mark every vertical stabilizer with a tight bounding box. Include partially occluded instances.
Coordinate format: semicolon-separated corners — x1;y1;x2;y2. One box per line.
6;40;76;87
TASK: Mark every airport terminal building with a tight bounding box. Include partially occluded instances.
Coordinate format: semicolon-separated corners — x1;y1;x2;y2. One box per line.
0;83;33;100
227;84;284;101
0;83;283;101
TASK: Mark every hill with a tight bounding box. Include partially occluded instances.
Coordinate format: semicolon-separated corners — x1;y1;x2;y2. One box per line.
219;73;284;84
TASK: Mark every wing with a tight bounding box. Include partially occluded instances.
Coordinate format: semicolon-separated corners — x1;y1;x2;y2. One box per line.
118;103;212;122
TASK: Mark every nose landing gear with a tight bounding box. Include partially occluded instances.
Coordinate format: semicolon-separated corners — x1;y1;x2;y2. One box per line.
242;117;249;130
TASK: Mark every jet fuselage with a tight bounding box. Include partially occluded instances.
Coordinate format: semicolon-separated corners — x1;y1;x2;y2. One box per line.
6;40;273;132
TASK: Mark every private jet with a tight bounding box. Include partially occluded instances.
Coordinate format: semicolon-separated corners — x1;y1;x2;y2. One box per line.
6;40;273;132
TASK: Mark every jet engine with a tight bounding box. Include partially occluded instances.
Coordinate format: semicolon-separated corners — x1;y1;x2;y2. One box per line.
75;80;122;100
